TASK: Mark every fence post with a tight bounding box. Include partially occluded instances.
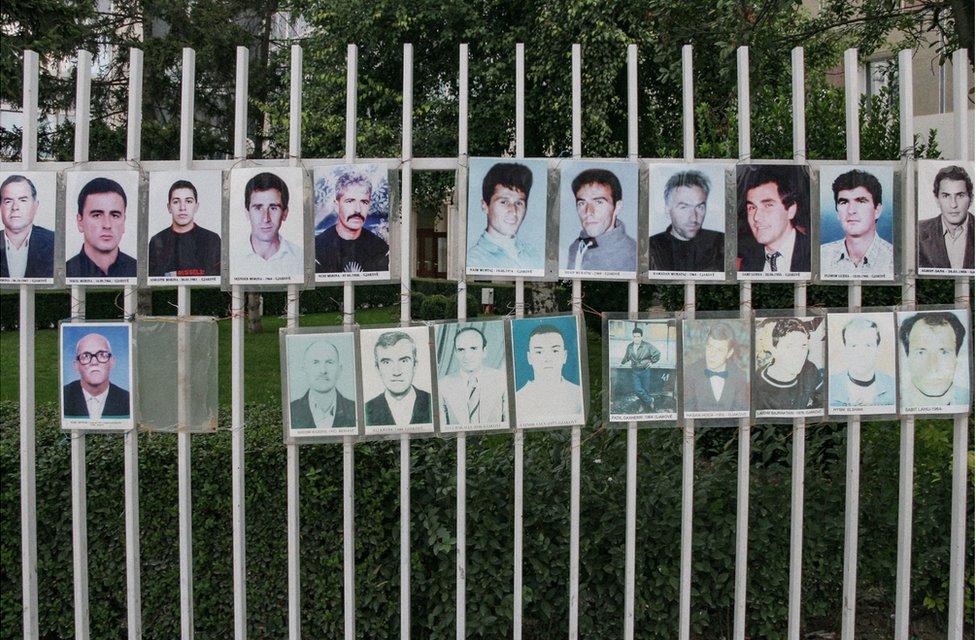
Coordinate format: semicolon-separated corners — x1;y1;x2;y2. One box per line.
455;42;469;640
512;40;526;640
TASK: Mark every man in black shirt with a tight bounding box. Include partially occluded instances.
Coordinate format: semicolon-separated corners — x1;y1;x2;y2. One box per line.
148;179;221;277
315;170;389;274
755;317;822;411
648;169;725;273
66;177;137;278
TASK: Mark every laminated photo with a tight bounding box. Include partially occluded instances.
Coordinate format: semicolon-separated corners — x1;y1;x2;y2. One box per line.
283;331;360;437
510;315;586;428
916;160;974;276
607;318;677;422
0;171;57;285
681;317;751;419
147;170;223;285
826;311;897;416
64;171;140;286
60;322;134;431
359;325;435;435
753;316;825;418
896;309;971;415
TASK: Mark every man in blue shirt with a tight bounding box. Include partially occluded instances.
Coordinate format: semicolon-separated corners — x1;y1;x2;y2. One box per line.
467;162;543;272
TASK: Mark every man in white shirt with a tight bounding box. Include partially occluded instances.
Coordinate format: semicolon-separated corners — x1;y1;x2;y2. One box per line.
0;174;55;279
365;330;432;427
737;165;811;274
62;332;131;420
515;323;584;424
828;317;895;409
438;326;508;426
898;311;970;409
820;169;894;278
232;171;303;280
289;340;357;429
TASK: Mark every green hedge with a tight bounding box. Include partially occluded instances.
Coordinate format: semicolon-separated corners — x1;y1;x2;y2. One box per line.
1;402;972;639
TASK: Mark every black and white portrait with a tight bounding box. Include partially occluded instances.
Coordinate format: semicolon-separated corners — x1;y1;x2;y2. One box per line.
681;317;751;419
916;160;974;276
284;331;360;438
147;170;223;285
607;318;677;422
359;326;434;435
0;171;57;284
753;316;824;418
434;320;511;432
896;309;971;414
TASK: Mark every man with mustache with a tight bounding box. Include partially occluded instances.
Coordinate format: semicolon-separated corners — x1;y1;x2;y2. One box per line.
566;168;637;271
1;174;55;280
648;169;725;273
315;170;389;274
736;165;810;274
820;169;893;278
233;171;302;279
66;177;137;278
148;179;222;277
62;332;131;419
898;311;970;409
290;340;356;429
467;162;542;271
918;164;974;271
514;323;583;424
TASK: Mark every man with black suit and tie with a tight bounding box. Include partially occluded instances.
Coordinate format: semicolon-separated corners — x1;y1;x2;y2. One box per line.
737;165;811;274
683;322;749;414
290;340;357;429
62;332;131;420
365;330;432;427
1;174;55;279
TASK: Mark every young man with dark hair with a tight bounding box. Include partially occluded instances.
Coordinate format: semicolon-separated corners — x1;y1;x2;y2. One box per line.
148;179;222;277
233;171;302;278
566;168;637;271
918;164;974;270
467;162;542;271
821;168;893;277
737;165;810;274
66;177;137;278
754;318;822;411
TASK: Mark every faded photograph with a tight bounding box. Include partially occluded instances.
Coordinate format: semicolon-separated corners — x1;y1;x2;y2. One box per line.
681;318;750;418
359;326;434;434
511;315;586;428
60;322;134;430
147;170;223;283
65;172;140;284
284;332;359;435
736;164;812;279
0;171;56;283
754;316;825;416
826;312;897;415
434;320;511;432
896;310;971;414
607;319;677;421
916;160;974;275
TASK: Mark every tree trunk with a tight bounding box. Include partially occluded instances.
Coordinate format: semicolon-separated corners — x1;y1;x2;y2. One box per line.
528;281;557;314
246;292;263;333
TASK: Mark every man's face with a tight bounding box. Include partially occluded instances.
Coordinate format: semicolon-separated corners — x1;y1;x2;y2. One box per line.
77;192;126;253
73;333;115;388
771;331;810;380
168;187;199;230
835;186;881;238
935;178;972;226
247;188;287;243
527;331;567;379
483;185;527;238
1;180;39;234
302;342;341;394
745;181;796;247
667;185;707;240
704;337;733;371
632;332;643;345
575;182;621;238
455;330;486;374
336;183;371;233
906;322;958;397
843;325;880;381
375;338;416;395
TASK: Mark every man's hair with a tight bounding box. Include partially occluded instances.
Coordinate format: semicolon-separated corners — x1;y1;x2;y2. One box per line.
528;323;566;347
705;322;736;350
739;164;803;213
932;165;973;199
373;330;417;364
78;177;127;214
572;168;622;203
168;179;198;202
482;162;533;204
245;172;289;209
455;326;487;348
664;170;710;207
302;340;340;364
898;311;966;355
832;169;882;207
770;318;810;347
1;174;37;200
632;327;643;336
335;171;372;201
841;318;881;346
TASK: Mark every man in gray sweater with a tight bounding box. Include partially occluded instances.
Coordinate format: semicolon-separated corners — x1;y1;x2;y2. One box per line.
566;168;637;272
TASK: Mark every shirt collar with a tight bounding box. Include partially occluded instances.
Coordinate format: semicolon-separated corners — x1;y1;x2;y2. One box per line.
247;235;297;261
386;385;416;406
942;215;970;240
4;225;33;251
578;219;626;244
830;233;882;265
82;386;109;403
309;388;337;414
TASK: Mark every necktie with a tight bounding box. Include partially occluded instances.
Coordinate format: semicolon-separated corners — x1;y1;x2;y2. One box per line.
705;369;728;379
467;376;480;422
766;251;781;272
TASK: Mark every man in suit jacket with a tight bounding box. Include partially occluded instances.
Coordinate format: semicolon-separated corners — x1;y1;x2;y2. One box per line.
736;164;811;274
438;326;508;426
683;321;749;413
365;330;432;427
62;332;130;419
918;165;974;271
290;340;357;429
1;174;55;279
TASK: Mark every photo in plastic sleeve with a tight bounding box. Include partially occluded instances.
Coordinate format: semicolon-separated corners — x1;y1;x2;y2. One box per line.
607;318;677;422
434;319;512;433
647;163;728;280
753;316;825;419
64;171;140;286
915;160;974;277
896;309;971;415
60;321;134;431
465;157;548;278
510;314;586;428
313;164;391;282
228;167;306;285
818;164;895;281
558;160;639;280
1;171;57;285
681;317;751;419
146;170;223;285
825;311;897;416
735;164;812;281
284;331;360;438
359;325;434;435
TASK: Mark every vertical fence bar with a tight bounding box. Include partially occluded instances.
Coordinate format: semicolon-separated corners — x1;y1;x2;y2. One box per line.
512;40;526;640
946;46;971;640
455;42;469;640
71;49;93;640
678;43;696;640
231;44;249;640
733;45;751;640
19;48;40;640
343;41;358;640
840;47;861;640
400;42;414;640
787;45;807;640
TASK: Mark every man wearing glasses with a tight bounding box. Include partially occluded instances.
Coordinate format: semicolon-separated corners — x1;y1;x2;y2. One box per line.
62;332;131;419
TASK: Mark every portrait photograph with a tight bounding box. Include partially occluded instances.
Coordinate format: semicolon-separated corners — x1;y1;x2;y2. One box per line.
916;160;974;276
433;319;512;433
818;164;895;282
147;169;223;285
228;166;306;285
753;316;825;418
465;157;548;278
510;314;586;429
0;171;57;285
358;325;435;435
313;163;391;282
558;160;639;280
681;317;751;419
607;318;677;422
826;311;897;416
60;321;134;431
647;163;728;280
283;330;360;438
735;164;812;281
64;170;140;286
896;309;971;415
